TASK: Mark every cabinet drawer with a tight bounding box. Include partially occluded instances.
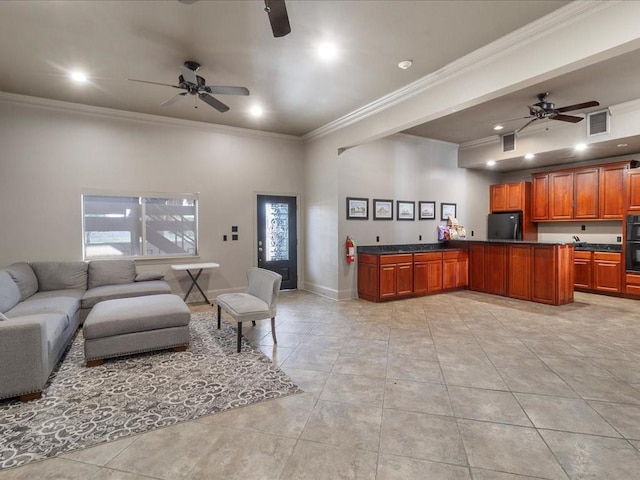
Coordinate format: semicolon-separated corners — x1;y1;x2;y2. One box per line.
358;253;379;265
414;252;442;262
574;251;592;260
593;252;621;262
443;250;466;260
626;273;640;287
379;254;413;265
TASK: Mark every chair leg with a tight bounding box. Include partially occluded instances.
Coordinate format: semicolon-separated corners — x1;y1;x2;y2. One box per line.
217;304;221;329
271;317;277;344
237;321;242;353
252;320;256;326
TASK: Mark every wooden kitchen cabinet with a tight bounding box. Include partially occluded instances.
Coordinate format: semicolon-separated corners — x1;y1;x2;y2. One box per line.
532;174;549;221
625;273;640;296
468;243;507;296
468;244;486;291
443;250;468;289
531;244;573;305
379;254;413;299
599;163;627;219
507;244;531;300
414;252;443;295
549;171;574;220
356;253;379;302
573;251;593;289
628;169;640;212
593;252;622;293
490;182;525;212
573;168;599;219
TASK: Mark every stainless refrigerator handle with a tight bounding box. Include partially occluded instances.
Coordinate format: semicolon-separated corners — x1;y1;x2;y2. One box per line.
513;223;518;240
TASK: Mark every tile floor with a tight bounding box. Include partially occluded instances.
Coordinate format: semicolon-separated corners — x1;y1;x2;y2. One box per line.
3;290;640;479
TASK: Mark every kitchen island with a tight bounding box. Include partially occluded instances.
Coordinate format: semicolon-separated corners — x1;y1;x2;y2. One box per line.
357;240;574;305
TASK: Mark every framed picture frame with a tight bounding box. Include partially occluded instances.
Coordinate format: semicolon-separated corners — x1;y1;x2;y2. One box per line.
373;199;393;220
441;202;457;221
418;201;436;220
346;197;369;220
396;200;415;221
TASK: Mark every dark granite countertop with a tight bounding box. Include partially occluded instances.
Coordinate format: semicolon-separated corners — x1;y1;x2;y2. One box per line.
357;243;456;254
573;243;622;252
358;241;622;255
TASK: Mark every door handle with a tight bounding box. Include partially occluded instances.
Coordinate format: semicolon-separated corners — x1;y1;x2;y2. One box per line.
258;247;263;252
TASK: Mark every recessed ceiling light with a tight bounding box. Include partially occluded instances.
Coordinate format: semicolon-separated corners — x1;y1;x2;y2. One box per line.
525;153;535;160
398;60;413;70
317;42;338;61
493;125;504;131
250;105;263;118
575;143;587;151
487;160;496;167
70;71;88;83
617;143;629;147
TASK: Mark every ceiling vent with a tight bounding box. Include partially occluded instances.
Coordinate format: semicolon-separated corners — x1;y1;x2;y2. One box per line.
587;110;609;137
502;132;516;153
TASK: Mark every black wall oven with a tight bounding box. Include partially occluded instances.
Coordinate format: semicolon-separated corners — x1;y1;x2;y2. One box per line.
627;215;640;272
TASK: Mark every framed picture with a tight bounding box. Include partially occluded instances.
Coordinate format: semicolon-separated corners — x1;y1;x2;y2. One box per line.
346;197;368;220
419;201;436;220
441;202;457;221
396;201;415;221
373;199;393;220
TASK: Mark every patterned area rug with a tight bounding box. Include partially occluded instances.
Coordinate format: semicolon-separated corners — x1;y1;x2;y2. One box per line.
0;311;302;470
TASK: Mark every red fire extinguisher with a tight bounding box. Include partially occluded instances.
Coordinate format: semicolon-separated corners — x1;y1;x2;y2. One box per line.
346;236;355;264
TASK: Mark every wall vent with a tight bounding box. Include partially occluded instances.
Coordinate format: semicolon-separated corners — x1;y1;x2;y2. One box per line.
502;132;516;152
587;110;609;137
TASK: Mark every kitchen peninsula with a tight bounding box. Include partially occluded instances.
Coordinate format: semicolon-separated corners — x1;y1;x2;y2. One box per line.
357;240;574;306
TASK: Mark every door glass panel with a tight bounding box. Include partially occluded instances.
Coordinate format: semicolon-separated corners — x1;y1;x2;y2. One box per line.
265;202;289;261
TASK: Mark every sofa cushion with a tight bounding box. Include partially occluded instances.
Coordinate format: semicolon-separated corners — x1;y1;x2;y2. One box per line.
0;270;21;313
81;280;171;309
6;262;38;301
88;260;136;289
135;271;165;282
30;262;89;291
5;295;80;323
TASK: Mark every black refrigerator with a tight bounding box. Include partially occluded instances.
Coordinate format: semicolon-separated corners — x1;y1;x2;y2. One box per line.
487;212;522;240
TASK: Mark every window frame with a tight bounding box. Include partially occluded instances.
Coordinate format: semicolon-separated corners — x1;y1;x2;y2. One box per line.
81;191;199;261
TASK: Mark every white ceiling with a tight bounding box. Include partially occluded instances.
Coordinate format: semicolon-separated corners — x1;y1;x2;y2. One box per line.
0;0;570;137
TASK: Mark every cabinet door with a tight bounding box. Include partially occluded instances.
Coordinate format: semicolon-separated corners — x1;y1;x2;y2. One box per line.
396;263;414;296
573;251;593;289
628;170;640;212
574;168;599;219
426;260;443;292
379;265;397;299
532;174;549;221
357;260;379;300
599;163;626;219
531;245;557;304
413;262;428;296
549;172;574;220
490;184;507;212
484;244;507;295
593;252;621;293
507;244;531;300
506;182;524;211
456;256;469;288
468;244;485;291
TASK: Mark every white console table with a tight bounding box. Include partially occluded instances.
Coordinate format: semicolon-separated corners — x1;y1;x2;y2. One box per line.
171;262;220;304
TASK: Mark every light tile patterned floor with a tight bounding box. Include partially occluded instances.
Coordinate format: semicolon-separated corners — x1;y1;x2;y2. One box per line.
3;290;640;479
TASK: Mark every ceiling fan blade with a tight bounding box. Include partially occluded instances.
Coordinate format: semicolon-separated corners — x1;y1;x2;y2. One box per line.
555;101;600;113
198;93;230;112
552;114;584;123
204;85;250;96
517;117;538;133
180;66;198;85
160;92;187;106
264;0;291;37
127;78;182;89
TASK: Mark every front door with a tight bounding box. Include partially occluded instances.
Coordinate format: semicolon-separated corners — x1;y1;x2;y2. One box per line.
257;195;297;289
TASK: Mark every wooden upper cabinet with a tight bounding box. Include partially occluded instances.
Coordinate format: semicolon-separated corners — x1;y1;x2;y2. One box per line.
490;184;507;212
532;174;549;221
599;163;627;219
628;169;640;212
573;168;599;219
549;172;574;220
490;182;524;212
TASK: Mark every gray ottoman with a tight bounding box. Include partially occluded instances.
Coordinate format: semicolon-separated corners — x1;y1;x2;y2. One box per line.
83;294;190;366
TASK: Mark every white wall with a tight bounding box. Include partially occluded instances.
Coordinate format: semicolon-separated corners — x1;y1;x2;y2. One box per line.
0;97;304;299
336;135;498;298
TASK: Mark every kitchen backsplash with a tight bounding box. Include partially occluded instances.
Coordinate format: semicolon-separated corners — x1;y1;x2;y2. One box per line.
536;221;623;244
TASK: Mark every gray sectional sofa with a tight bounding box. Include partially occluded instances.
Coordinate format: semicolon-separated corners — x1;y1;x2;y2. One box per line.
0;260;171;401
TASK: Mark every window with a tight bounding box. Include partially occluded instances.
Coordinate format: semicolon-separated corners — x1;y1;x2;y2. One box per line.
82;194;198;259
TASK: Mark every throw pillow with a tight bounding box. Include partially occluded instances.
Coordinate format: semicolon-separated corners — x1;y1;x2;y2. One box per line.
5;262;38;301
30;262;89;291
88;260;136;289
135;271;165;282
0;270;21;313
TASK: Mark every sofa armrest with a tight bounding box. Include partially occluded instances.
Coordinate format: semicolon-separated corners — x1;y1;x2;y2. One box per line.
0;318;46;400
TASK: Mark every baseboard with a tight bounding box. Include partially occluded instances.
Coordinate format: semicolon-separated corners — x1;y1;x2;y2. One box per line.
302;281;340;301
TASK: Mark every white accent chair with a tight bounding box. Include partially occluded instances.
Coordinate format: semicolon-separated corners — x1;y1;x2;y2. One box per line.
216;267;282;353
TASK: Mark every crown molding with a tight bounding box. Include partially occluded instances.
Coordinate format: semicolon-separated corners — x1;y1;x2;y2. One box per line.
0;91;303;144
303;1;617;143
609;97;640;115
388;133;459;148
